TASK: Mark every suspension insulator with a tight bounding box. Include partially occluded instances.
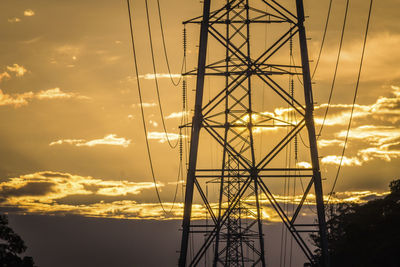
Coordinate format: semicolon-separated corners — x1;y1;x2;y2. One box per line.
183;27;187;57
179;133;183;161
182;80;187;109
290;79;294;97
292;77;297;160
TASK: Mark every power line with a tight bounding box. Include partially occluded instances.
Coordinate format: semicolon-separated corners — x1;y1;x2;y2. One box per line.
317;0;350;138
126;0;184;215
144;0;179;149
156;0;186;87
311;0;333;79
169;129;184;212
126;0;168;214
327;0;373;204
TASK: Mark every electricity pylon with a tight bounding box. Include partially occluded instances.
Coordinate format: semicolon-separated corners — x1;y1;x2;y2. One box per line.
179;0;329;266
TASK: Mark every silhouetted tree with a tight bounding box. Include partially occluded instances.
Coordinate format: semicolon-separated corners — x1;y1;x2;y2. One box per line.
0;214;36;267
311;179;400;267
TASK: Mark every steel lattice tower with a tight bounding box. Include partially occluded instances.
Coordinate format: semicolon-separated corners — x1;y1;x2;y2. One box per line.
179;0;329;266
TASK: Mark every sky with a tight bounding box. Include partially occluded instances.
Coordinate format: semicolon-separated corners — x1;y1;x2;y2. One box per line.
0;0;399;266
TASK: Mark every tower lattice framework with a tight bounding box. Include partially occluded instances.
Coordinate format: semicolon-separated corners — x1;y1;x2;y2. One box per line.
179;0;329;266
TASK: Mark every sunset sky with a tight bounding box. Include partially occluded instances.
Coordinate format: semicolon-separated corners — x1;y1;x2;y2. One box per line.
0;0;399;266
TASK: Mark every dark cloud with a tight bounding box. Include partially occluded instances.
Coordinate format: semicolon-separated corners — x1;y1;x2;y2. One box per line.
0;182;56;198
54;193;142;206
40;171;71;179
0;206;25;213
82;183;103;193
359;194;383;202
388;143;400;151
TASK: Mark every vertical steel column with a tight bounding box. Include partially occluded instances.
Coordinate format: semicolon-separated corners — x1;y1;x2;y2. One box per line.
245;0;266;264
295;0;329;266
212;1;231;264
178;0;211;266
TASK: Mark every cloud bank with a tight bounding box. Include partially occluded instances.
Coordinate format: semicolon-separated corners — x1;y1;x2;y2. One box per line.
0;171;388;221
0;88;89;108
50;134;131;148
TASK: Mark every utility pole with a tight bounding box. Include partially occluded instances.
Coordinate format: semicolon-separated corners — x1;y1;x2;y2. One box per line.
179;0;329;266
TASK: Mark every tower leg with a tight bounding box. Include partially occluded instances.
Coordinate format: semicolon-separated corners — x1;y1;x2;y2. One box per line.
295;0;330;266
178;0;211;266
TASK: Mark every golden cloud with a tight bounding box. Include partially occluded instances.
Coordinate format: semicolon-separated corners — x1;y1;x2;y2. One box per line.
269;86;400;127
49;134;131;148
0;88;89;108
337;125;400;146
308;85;400;166
6;64;27;77
330;124;400;164
166;111;190;119
147;132;186;143
359;146;400;162
0;90;34;107
24;9;35;17
0;171;172;219
139;73;182;80
321;155;362;166
131;102;157;108
317;139;343;148
296;161;312;168
0;72;11;82
7;17;21;23
36;88;89;100
0;171;389;221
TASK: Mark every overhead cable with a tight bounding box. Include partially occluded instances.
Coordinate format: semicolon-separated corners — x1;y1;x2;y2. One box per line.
317;0;350;138
311;0;333;79
156;0;186;86
126;0;179;215
327;0;373;204
144;0;179;149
